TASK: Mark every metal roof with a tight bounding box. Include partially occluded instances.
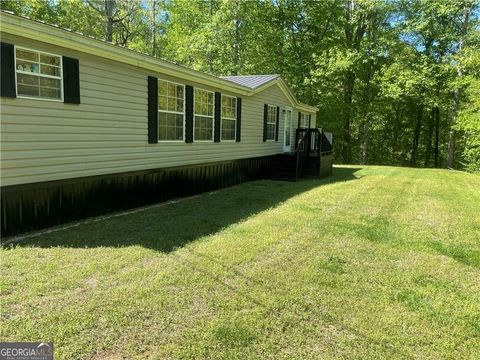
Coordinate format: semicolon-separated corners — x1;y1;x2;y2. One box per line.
219;75;280;89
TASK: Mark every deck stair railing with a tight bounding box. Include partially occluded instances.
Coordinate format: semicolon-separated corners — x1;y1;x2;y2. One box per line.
320;131;333;155
295;130;309;180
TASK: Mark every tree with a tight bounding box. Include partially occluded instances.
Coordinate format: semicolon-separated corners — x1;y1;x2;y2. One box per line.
448;0;477;168
86;0;141;45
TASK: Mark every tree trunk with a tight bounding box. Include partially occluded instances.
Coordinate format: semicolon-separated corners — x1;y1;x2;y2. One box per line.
434;106;440;167
411;103;423;167
105;0;114;42
447;130;455;169
232;1;240;76
341;0;367;164
342;71;355;163
393;103;400;150
206;1;214;73
151;0;157;56
447;4;471;168
425;108;434;167
361;119;370;165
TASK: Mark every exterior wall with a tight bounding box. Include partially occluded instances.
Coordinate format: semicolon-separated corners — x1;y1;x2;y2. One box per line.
0;33;311;187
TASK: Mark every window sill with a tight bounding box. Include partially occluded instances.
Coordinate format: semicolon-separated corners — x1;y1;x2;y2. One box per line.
16;95;63;103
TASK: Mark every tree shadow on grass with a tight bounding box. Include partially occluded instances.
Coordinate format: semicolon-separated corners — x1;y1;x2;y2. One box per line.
428;241;480;269
6;166;363;252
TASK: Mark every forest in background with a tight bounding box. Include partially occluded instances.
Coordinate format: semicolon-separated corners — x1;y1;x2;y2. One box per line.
1;0;479;172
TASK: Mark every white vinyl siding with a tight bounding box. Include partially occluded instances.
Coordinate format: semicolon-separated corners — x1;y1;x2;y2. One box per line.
1;33;297;187
194;88;214;141
221;95;236;141
15;46;63;101
158;79;184;141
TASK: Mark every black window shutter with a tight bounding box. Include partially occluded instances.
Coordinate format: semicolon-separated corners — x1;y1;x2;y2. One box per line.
147;76;158;144
263;104;268;142
214;92;221;142
185;85;194;143
0;42;16;98
275;106;280;141
62;56;80;104
297;111;301;128
236;97;242;142
308;114;312;128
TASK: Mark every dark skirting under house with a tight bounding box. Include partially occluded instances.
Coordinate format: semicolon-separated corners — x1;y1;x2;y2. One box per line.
1;156;273;237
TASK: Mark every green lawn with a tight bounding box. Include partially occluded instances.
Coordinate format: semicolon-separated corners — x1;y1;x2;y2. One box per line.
1;166;479;359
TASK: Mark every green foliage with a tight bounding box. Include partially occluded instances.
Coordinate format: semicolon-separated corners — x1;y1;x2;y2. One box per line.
55;0;103;38
1;0;479;171
457;78;480;172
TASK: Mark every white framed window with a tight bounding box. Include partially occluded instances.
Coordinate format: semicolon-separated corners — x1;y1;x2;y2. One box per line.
158;79;185;141
266;105;277;141
299;112;309;128
221;95;237;141
194;88;214;141
15;46;63;101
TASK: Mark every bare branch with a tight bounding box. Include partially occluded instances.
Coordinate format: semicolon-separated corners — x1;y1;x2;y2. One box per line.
86;0;103;14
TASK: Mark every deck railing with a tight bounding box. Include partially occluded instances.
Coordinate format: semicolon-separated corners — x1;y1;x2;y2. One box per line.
295;128;333;154
294;128;333;178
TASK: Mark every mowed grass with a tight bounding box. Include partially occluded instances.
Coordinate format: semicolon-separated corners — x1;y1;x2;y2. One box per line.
1;165;479;359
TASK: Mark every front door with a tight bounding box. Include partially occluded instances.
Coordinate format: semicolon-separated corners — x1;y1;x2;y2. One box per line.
283;107;292;152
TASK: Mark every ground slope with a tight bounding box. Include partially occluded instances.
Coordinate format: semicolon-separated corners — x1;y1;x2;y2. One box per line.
1;166;479;359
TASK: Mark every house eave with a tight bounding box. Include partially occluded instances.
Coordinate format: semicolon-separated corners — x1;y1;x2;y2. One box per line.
1;11;318;112
0;12;253;96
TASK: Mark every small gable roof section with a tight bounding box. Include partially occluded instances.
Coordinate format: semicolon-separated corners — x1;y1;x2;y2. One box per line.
220;74;280;89
221;75;317;113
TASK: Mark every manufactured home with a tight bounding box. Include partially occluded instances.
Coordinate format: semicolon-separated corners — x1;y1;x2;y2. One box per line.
0;11;333;236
